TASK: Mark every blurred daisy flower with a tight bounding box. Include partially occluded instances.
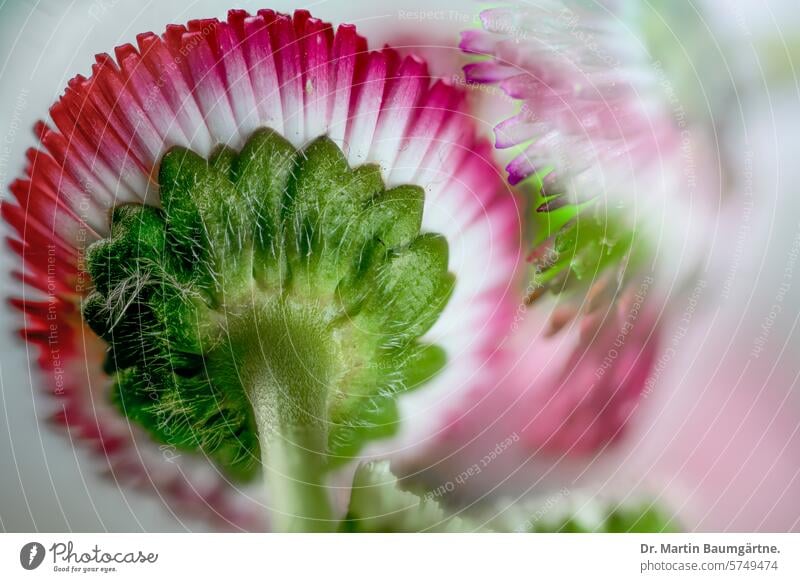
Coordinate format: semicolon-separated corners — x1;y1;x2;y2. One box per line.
438;0;686;455
395;0;724;531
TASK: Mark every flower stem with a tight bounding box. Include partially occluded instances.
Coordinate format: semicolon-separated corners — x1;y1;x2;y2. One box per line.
232;300;338;532
250;399;334;532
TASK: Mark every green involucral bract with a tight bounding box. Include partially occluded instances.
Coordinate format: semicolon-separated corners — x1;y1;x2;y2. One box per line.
82;129;454;483
527;178;647;298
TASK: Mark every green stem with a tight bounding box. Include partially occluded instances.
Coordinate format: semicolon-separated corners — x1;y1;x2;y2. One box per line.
250;395;333;532
232;300;338;532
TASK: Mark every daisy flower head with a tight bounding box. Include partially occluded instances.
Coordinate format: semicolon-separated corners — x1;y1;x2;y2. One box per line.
3;8;521;531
